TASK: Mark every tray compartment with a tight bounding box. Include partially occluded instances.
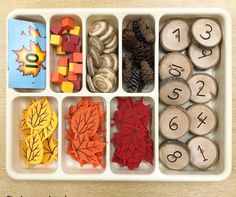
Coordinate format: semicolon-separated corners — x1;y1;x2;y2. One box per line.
61;96;107;174
10;96;58;174
110;96;155;174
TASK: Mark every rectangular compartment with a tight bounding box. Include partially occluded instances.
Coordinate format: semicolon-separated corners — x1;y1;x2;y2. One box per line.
6;8;232;181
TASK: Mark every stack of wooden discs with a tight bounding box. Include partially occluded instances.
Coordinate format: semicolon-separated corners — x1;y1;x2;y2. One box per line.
86;20;118;93
159;18;221;171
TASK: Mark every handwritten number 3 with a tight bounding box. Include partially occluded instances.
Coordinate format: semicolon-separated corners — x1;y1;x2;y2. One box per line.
200;24;213;40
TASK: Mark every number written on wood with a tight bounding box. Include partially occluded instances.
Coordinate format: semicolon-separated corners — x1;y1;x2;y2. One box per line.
169;116;178;131
197;145;208;162
196;80;205;97
197;112;207;128
168;88;183;100
169;64;183;77
200;24;213;40
198;49;212;59
172;28;180;42
167;151;182;163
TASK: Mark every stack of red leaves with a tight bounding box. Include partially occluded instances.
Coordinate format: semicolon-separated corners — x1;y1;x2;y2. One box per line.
111;97;154;170
65;98;106;167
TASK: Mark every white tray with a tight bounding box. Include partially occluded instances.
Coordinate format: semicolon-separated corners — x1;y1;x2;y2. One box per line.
6;8;232;181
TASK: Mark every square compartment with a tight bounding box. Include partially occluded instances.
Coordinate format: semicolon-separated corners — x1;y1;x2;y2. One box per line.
110;96;155;174
61;96;107;174
9;96;58;175
122;15;155;93
86;15;119;93
50;15;83;93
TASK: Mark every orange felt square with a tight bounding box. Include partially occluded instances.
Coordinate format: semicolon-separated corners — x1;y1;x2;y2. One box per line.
73;63;83;74
58;56;69;67
61;17;75;30
73;53;83;63
51;72;64;84
68;71;78;81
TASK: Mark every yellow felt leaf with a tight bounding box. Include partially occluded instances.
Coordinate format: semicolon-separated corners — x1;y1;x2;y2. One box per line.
20;110;28;132
21;128;32;137
25;98;52;130
41;136;58;164
37;111;58;142
20;131;44;166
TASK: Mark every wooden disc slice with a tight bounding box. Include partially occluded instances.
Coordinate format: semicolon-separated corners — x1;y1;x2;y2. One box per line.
159;140;190;170
160;106;190;139
187;104;217;135
191;18;222;48
187;136;219;169
188;43;220;70
160;77;191;106
160;52;193;80
188;73;218;103
160;19;191;52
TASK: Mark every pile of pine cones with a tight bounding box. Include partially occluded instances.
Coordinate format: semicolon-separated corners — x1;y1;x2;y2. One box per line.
123;18;155;92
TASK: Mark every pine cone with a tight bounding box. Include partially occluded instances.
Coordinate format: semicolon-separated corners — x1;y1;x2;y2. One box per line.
122;29;137;51
140;60;154;84
126;67;141;93
123;53;134;83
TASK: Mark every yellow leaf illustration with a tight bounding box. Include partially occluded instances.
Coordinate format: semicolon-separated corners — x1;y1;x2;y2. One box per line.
41;136;58;164
20;131;44;166
21;128;32;137
25;98;52;130
38;111;58;142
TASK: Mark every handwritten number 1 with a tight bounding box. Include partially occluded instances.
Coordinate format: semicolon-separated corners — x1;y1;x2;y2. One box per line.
172;28;180;42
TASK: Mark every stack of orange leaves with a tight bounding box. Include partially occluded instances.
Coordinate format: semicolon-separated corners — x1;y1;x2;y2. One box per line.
20;98;58;168
65;98;106;167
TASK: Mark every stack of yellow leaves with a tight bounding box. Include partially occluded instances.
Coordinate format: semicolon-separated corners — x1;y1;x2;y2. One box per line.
20;98;58;168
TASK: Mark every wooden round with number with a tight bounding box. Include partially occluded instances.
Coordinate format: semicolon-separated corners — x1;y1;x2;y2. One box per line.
188;73;218;103
187;136;219;169
188;43;220;70
160;52;193;80
160;106;190;139
191;19;222;48
160;19;191;52
160;77;191;106
159;141;190;170
187;104;217;135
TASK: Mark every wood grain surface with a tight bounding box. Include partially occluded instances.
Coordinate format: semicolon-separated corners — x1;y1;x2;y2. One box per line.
0;0;235;196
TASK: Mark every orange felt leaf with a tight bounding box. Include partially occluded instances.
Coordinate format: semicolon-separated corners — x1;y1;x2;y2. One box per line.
69;97;89;116
71;134;105;166
71;106;99;138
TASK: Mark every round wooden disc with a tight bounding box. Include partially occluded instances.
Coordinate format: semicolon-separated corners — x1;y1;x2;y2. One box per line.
188;43;220;70
160;19;190;52
187;136;219;169
188;73;218;103
160;77;191;106
160;52;193;80
187;104;217;135
159;140;190;170
191;19;222;48
160;106;190;139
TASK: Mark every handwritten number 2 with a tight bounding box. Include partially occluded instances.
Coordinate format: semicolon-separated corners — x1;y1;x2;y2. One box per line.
196;80;205;97
200;24;213;40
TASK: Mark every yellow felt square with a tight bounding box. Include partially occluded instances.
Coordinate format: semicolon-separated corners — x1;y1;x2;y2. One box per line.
61;81;74;93
50;34;62;46
56;46;65;55
58;66;68;76
69;63;74;72
69;26;80;35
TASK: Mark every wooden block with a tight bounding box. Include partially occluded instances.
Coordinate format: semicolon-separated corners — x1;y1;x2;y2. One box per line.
50;34;62;46
69;63;74;72
72;79;81;90
68;71;78;81
62;34;69;42
50;23;63;35
62;41;75;53
74;44;82;53
73;63;83;74
73;52;83;63
58;56;69;67
51;72;64;84
61;17;75;30
56;46;65;55
69;34;80;44
69;25;80;35
58;66;68;76
61;81;74;93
